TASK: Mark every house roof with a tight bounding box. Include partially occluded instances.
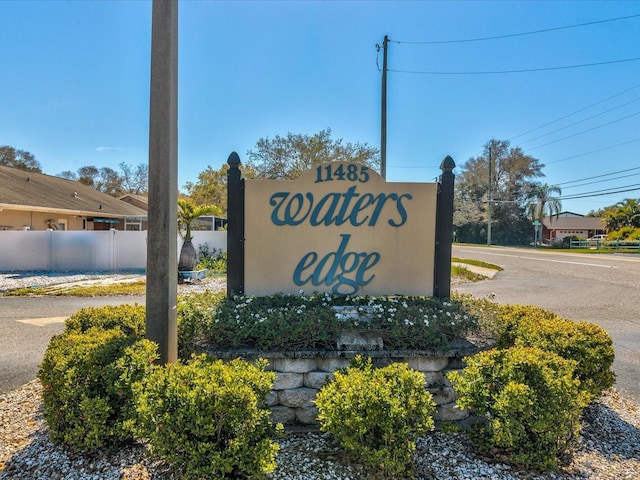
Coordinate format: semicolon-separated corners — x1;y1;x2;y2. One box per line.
118;193;149;211
0;165;147;217
543;214;604;230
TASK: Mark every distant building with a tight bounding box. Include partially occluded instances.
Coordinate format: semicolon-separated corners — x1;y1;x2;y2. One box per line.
0;165;148;231
542;212;605;242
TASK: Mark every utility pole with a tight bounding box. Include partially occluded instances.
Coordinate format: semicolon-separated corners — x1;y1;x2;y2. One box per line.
487;145;492;246
379;35;388;179
146;0;178;364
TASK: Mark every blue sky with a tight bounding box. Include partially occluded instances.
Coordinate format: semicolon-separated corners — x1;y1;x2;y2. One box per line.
1;1;639;215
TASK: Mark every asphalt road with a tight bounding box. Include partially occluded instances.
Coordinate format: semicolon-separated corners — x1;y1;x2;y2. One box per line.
453;245;640;404
0;296;144;394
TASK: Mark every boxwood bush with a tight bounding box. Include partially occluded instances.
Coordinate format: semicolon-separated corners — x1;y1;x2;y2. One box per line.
447;346;588;471
132;355;281;480
496;304;615;400
38;309;157;451
315;356;436;478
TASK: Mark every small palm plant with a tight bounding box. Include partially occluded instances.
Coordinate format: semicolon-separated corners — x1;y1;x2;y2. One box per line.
177;199;221;272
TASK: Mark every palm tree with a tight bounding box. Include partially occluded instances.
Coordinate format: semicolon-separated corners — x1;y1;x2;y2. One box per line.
529;183;562;245
177;198;221;271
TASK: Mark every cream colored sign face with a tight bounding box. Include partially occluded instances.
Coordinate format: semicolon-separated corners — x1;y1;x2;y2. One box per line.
244;162;437;296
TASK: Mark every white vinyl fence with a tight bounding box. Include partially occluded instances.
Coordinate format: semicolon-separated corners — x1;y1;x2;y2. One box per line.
0;230;227;272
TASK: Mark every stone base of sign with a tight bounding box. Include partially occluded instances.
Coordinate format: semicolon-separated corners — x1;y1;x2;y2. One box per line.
203;341;490;427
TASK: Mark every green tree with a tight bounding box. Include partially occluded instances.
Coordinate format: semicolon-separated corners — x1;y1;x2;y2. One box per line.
528;183;562;245
0;146;42;172
455;139;545;245
246;128;380;180
57;163;146;197
77;166;100;188
96;167;124;197
529;183;562;222
602;198;640;233
183;163;257;215
120;162;148;195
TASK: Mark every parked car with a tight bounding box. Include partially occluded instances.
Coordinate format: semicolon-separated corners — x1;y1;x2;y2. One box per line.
587;234;608;246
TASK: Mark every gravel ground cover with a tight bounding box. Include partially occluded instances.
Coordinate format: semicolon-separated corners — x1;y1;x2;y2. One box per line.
0;271;225;296
0;272;639;479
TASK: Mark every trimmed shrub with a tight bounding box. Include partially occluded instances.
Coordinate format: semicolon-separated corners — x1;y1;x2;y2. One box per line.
63;304;146;337
495;304;558;349
496;304;615;400
38;328;157;451
447;347;588;471
132;355;280;480
514;318;615;400
315;356;436;478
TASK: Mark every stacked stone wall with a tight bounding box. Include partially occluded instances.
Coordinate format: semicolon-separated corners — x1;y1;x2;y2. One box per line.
218;354;470;426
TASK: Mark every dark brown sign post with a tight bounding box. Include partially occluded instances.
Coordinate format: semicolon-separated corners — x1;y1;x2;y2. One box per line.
433;155;456;298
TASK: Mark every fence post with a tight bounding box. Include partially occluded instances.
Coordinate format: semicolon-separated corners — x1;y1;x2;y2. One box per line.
433;155;455;299
227;152;245;296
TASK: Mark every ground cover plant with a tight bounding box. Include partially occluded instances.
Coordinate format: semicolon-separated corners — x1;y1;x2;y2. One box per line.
181;292;484;353
451;257;503;271
451;264;487;282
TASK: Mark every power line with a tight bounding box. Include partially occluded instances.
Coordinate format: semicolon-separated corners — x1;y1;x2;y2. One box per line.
387;164;440;169
389;14;640;45
510;83;640;141
526;110;640;152
556;166;640;186
545;137;640;165
559;183;640;200
517;97;640;146
388;56;640;75
561;172;640;190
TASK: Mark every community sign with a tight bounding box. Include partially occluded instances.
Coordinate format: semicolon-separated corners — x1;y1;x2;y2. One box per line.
243;162;438;296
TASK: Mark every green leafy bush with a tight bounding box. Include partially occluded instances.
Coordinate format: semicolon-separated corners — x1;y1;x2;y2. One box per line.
513;317;615;400
495;304;615;400
132;355;280;480
63;304;146;336
177;291;225;360
196;243;227;274
38;328;157;451
315;356;436;478
447;347;588;471
495;304;558;348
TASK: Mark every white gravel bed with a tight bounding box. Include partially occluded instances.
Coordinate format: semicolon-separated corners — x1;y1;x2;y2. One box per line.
0;272;146;293
0;271;226;296
0;381;638;479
